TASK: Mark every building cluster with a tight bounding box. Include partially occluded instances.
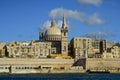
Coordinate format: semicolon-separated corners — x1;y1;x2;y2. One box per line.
5;41;51;58
0;16;120;59
70;37;120;59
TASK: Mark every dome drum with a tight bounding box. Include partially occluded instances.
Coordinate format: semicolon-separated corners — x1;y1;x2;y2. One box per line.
45;35;61;41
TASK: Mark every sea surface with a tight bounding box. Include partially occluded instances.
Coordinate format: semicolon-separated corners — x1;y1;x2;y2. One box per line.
0;73;120;80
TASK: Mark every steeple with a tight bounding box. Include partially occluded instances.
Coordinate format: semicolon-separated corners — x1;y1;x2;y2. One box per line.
61;15;68;56
62;15;67;29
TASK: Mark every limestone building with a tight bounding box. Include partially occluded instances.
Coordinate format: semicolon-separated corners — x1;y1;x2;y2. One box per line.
91;40;100;54
0;42;6;57
39;16;68;56
111;46;120;58
70;37;94;59
5;41;51;58
70;37;120;59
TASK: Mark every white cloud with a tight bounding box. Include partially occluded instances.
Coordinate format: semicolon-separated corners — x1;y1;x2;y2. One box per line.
39;20;71;30
84;32;114;39
49;8;85;21
57;20;72;30
78;0;102;6
39;20;51;30
49;8;105;26
84;13;106;25
56;20;62;28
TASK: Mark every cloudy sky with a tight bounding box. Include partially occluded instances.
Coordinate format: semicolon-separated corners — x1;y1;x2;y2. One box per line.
0;0;120;42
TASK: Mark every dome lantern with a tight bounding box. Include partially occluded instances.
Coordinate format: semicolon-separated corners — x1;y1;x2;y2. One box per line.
51;19;56;28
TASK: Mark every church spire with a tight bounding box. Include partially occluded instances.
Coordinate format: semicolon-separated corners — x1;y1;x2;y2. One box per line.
61;15;68;56
62;15;67;29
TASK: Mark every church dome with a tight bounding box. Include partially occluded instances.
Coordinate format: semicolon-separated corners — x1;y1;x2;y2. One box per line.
45;20;61;41
45;20;61;36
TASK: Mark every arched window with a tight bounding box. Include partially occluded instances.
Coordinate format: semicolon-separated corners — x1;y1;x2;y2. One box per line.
64;32;66;36
64;46;66;51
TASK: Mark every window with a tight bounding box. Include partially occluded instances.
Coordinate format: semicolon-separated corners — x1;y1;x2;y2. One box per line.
5;67;8;69
64;32;66;36
64;46;66;51
43;67;51;69
16;67;18;69
83;39;86;49
40;54;43;56
30;67;33;69
22;67;24;69
0;67;3;69
60;67;65;70
25;67;27;69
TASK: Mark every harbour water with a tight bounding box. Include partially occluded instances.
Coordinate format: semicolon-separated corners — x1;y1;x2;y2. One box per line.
0;73;120;80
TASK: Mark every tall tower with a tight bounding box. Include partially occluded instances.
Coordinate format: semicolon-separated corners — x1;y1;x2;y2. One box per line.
61;16;68;56
99;40;106;54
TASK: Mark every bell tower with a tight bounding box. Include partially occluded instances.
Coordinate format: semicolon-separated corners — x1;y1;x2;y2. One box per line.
61;16;68;56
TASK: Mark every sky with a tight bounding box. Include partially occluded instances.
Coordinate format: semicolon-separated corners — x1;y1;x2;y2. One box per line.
0;0;120;42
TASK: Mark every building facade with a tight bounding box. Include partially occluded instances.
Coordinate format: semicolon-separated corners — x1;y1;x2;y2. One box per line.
70;37;120;59
70;37;93;59
5;41;51;58
39;16;68;56
0;42;6;57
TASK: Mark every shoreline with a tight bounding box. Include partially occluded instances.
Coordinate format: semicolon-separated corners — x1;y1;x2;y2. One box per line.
1;70;120;74
1;72;120;75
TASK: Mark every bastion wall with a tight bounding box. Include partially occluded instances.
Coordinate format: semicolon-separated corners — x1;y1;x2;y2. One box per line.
86;58;120;72
0;58;79;73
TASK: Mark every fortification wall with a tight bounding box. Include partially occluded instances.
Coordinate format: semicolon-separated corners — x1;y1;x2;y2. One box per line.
0;58;74;65
86;58;120;72
0;58;75;73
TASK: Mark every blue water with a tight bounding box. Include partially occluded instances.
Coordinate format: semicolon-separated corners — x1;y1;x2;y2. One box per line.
0;73;120;80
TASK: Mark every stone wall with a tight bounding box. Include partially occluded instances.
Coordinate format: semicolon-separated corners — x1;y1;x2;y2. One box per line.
0;58;74;65
0;58;75;73
1;58;120;73
86;58;120;72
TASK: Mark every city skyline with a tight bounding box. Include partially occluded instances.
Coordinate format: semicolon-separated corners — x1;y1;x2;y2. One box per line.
0;0;120;42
